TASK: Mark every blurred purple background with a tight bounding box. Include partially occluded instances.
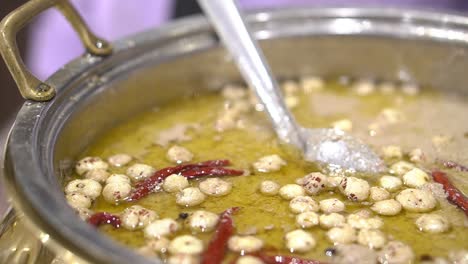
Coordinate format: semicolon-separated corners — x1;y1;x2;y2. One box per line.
27;0;468;80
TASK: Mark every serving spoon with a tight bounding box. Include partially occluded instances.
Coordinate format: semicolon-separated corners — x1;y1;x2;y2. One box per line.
198;0;384;173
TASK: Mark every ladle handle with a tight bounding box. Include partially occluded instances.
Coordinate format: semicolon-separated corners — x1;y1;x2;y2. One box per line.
198;0;304;150
0;0;113;102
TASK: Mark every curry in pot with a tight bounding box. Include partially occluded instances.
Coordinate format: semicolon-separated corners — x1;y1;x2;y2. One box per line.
63;77;468;264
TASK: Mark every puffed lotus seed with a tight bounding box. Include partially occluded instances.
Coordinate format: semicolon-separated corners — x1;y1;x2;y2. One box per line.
297;172;327;195
357;229;386;249
409;148;425;163
378;241;415;264
319;213;346;229
379;176;402;192
259;180;280;196
296;212;319;229
390;161;414;176
66;192;92;209
396;188;437;212
339;177;370;202
75;157;108;175
326;177;343;189
279;184;305;200
107;154;132;167
371;199;402;216
106;174;131;185
187;210;219;232
144;218;179;239
176;187;206;207
167;145;193;164
285;229;316;253
168;235;203;255
319;198;345;213
369;187;390;202
121;205;158;230
289;196;319;213
228;236;264;253
65;179;102;200
253;155;286;173
415;214;450;233
126;163;156;181
326;224;357;244
102;182;132;203
144;237;170;255
347;213;383;230
199;178;232;196
402;168;430;188
163;174;189;193
84;169;110;183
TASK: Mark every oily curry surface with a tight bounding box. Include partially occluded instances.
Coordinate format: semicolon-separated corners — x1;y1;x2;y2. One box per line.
66;79;468;263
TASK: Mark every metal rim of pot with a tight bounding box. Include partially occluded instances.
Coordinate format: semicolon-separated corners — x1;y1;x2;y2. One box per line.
2;1;468;263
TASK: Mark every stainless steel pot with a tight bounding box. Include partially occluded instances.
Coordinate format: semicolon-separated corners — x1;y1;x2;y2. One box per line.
1;0;468;263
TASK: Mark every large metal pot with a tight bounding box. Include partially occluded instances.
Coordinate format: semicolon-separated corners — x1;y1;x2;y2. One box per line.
1;0;468;263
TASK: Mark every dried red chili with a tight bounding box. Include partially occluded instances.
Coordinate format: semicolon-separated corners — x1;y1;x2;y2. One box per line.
88;212;121;228
134;159;232;189
181;167;243;179
201;207;240;264
439;160;468;172
129;159;242;201
250;253;325;264
432;170;468;216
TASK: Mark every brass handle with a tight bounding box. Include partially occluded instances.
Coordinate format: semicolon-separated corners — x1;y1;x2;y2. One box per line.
0;0;113;101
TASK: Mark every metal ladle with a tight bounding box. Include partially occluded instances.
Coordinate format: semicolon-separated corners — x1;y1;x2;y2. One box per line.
198;0;384;173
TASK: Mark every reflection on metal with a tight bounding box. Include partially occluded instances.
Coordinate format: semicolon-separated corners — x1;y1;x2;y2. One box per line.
0;209;50;263
0;0;112;101
0;209;90;264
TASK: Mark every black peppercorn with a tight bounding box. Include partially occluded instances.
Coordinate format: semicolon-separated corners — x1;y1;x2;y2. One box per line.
178;212;189;219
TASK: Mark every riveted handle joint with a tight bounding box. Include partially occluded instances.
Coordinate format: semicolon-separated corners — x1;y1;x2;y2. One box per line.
0;0;112;101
